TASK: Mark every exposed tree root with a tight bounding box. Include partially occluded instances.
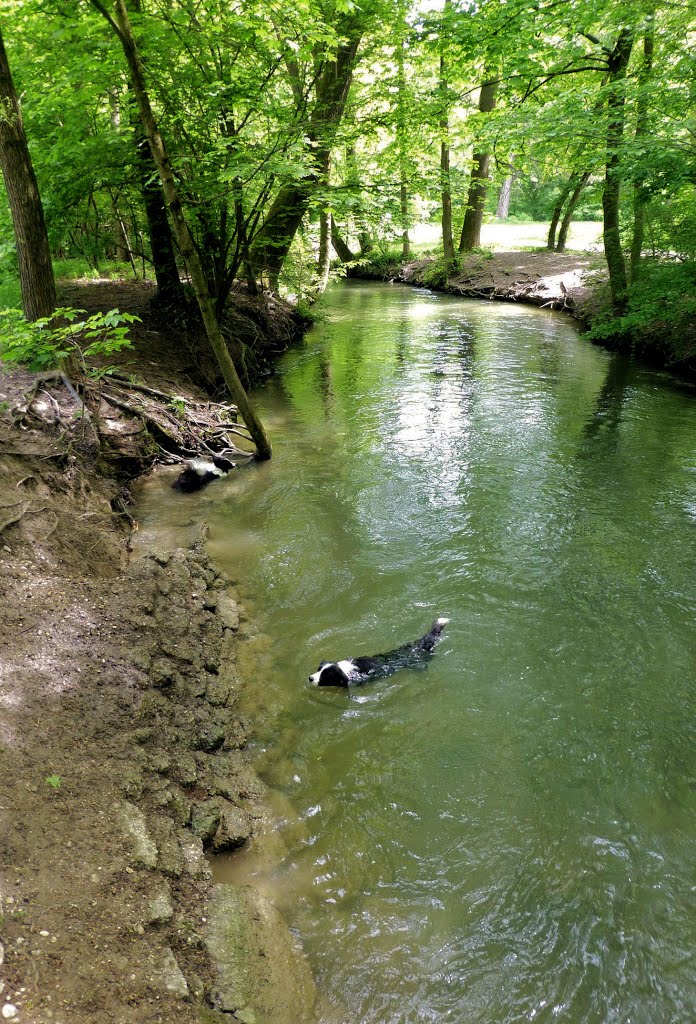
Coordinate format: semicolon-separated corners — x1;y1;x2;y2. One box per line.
12;367;256;481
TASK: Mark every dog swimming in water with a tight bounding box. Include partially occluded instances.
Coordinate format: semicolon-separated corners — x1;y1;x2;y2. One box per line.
308;617;450;688
172;456;236;493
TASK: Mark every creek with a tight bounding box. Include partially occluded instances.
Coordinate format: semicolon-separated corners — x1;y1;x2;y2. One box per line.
136;282;696;1023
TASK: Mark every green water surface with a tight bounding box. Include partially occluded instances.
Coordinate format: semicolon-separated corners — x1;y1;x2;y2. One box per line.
141;282;696;1023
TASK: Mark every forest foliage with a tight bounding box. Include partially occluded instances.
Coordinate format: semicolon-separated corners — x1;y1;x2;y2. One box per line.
0;0;694;357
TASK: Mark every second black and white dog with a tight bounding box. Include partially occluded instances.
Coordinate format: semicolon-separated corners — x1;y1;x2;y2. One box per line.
173;456;236;493
308;617;449;688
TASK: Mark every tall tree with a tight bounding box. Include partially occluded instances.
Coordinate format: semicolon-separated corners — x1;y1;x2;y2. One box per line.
629;16;655;281
459;70;498;253
599;27;634;311
90;0;272;459
0;26;55;321
250;18;363;288
438;0;455;265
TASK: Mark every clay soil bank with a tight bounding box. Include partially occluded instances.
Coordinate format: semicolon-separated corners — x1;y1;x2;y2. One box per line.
0;282;315;1024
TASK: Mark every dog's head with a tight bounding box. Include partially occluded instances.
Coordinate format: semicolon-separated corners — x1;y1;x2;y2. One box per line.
308;660;354;687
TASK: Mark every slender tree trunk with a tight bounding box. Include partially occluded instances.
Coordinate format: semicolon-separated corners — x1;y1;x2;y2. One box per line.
400;181;411;258
440;137;455;263
93;0;271;459
459;72;498;253
495;173;514;220
396;17;411;259
439;0;455;264
133;117;185;304
602;29;634;313
331;225;356;262
547;178;573;249
315;152;332;295
556;170;591;251
128;0;184;305
0;27;56;321
630;21;654;282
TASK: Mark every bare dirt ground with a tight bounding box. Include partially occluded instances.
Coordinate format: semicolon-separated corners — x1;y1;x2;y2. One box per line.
0;283;314;1024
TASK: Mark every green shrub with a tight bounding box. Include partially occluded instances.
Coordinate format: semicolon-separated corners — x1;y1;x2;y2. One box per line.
587;260;696;360
0;306;140;372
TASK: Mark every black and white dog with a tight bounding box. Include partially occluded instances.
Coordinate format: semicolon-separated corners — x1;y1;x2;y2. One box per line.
173;456;236;493
308;617;449;688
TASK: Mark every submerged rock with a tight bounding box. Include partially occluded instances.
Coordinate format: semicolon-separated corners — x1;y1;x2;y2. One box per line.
205;884;316;1024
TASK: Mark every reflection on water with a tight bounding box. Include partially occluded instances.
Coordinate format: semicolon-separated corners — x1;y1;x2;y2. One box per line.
136;283;696;1024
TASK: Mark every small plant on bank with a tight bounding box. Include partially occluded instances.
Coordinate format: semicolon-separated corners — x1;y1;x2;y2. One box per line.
169;396;187;418
0;306;140;373
45;774;62;789
422;256;459;289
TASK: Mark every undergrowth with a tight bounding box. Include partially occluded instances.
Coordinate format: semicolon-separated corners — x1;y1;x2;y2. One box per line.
587;260;696;363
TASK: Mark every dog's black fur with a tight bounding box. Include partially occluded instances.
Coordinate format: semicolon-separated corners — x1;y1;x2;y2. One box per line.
308;617;449;687
173;456;235;493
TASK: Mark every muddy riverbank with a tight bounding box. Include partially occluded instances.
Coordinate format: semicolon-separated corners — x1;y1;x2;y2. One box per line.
0;284;316;1024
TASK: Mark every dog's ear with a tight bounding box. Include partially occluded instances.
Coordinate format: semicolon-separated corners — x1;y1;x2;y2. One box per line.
318;661;330;669
317;664;349;687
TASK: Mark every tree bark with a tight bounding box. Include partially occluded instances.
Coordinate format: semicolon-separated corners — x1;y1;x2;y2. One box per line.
547;178;574;250
602;29;634;313
459;73;498;253
93;0;271;460
396;19;411;259
132;106;184;304
127;0;185;306
315;152;332;295
0;27;56;321
495;173;514;220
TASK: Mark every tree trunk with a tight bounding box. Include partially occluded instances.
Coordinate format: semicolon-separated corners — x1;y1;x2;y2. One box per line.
630;21;654;282
249;32;361;287
331;225;356;262
439;0;455;265
459;73;498;253
495;174;514;220
440;136;455;263
602;29;634;313
556;170;591;251
94;0;271;460
0;27;56;321
396;19;411;259
133;115;185;304
125;2;184;306
547;178;573;249
317;210;332;293
400;180;411;258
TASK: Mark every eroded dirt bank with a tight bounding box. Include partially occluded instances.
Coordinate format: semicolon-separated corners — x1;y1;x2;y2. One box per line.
0;287;316;1024
352;249;601;319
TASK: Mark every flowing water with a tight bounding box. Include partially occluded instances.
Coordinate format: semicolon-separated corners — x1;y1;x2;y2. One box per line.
137;282;696;1023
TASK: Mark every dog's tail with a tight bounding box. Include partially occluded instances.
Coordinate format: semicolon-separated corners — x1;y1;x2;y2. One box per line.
418;616;449;652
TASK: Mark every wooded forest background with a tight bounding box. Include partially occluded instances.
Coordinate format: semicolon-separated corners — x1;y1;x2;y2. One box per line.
0;0;694;354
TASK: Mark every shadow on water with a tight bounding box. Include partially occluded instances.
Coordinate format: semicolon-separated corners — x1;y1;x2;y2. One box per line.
581;352;632;445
